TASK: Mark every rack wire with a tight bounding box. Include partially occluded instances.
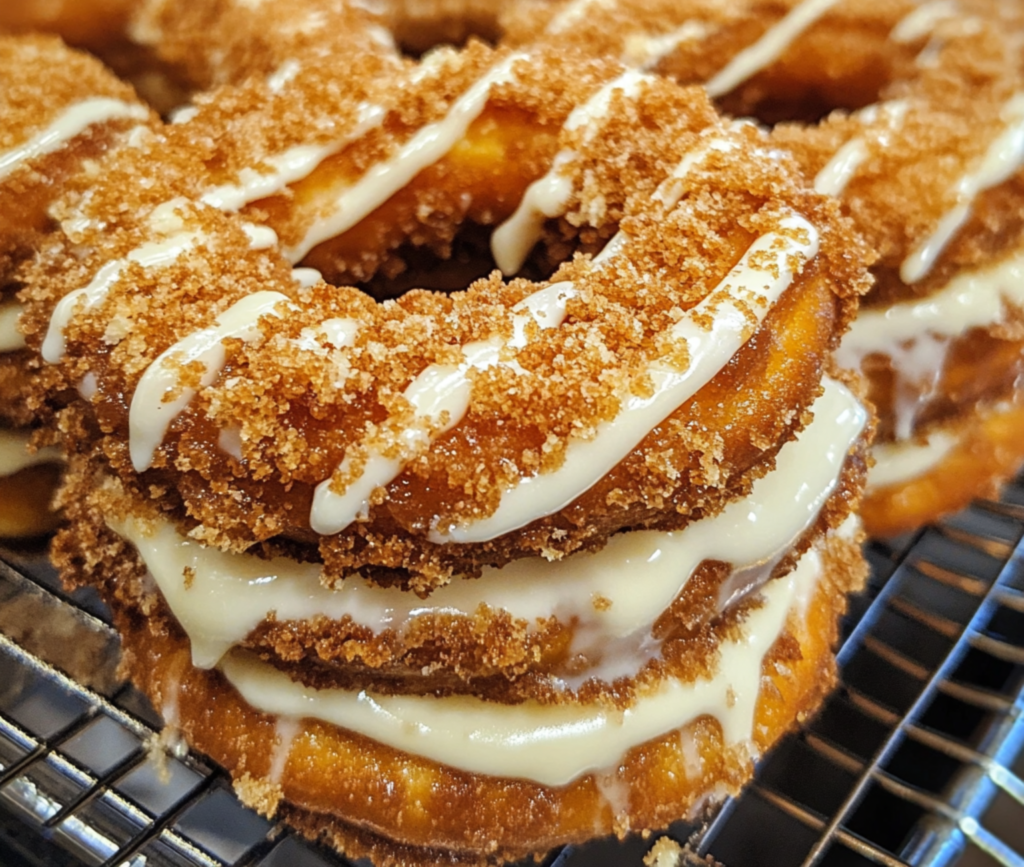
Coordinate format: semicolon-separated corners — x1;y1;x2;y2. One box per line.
3;480;1024;867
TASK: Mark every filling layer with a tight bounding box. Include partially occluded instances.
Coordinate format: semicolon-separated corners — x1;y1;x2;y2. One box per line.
867;431;957;491
111;376;865;671
0;428;60;477
836;247;1024;439
218;537;829;787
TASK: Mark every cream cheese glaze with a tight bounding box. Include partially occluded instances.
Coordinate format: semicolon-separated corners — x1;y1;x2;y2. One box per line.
837;246;1024;437
218;537;830;787
283;52;526;262
42;199;202;363
433;212;819;544
0;98;149;181
129;290;292;471
867;431;957;491
109;376;864;671
0;428;60;477
902;92;1024;284
705;0;839;99
491;68;652;275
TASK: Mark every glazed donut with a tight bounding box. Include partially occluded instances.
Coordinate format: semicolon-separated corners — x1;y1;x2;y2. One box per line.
502;0;1024;534
61;495;866;864
0;12;875;861
0;35;154;535
19;42;868;587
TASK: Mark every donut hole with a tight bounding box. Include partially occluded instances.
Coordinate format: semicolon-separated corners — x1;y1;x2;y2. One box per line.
346;223;577;303
389;15;503;58
716;64;893;126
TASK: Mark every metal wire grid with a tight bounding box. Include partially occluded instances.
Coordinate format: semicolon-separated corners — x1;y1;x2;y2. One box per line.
2;486;1024;867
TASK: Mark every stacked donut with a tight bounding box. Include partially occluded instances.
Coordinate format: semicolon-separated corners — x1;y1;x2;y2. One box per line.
0;35;155;536
0;1;882;864
503;0;1024;536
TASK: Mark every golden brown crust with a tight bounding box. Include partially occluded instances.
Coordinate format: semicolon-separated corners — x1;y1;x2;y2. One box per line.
0;462;61;537
863;399;1024;538
103;529;864;865
15;43;867;588
55;390;872;695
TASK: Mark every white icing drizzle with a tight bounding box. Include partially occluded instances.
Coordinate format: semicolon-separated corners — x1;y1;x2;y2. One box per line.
169;105;199;125
838;246;1024;373
705;0;840;98
219;539;826;787
544;0;613;34
890;0;958;43
269;717;301;785
813;102;909;197
901;93;1024;284
79;372;98;400
109;377;863;672
292;267;323;288
201;144;347;212
129;291;291;472
623;21;711;71
241;223;279;250
0;299;26;352
284;53;526;263
491;70;651;275
868;431;957;491
310;282;575;535
42;200;201;363
0;98;149;181
838;248;1024;438
814;139;868;198
267;59;302;94
0;429;61;477
435;212;820;544
200;102;385;213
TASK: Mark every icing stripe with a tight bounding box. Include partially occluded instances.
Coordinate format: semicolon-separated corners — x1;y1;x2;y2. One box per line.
0;429;61;477
285;53;526;263
310;282;575;534
813;102;909;196
199;103;385;212
491;69;652;275
129;291;291;472
838;246;1024;366
623;21;712;71
434;212;819;543
705;0;840;98
0;98;149;181
901;93;1024;284
219;538;827;787
836;248;1024;439
868;432;957;491
890;0;959;43
43;200;201;363
112;377;865;671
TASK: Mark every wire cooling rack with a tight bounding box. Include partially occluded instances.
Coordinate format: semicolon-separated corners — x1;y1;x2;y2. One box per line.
3;482;1024;867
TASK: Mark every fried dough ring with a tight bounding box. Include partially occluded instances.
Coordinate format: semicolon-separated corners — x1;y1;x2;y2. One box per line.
57;383;871;694
19;44;866;588
862;401;1024;538
0;35;154;534
97;526;864;865
502;0;1024;532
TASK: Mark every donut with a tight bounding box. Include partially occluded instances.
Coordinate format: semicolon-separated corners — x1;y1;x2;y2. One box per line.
56;477;866;864
18;40;870;587
500;0;1024;534
0;9;876;861
0;34;155;535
